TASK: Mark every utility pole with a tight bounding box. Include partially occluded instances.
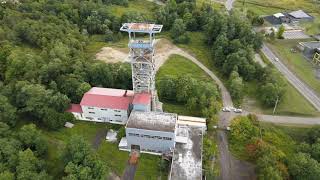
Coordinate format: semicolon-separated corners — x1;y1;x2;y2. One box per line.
272;96;279;114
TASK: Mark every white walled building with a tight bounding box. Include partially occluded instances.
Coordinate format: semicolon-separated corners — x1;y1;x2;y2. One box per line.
67;87;135;124
125;111;177;154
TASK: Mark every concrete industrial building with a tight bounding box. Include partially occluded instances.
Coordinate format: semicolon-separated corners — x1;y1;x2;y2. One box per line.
125;111;177;154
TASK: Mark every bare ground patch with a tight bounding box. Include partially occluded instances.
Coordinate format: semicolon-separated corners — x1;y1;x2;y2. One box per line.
95;47;129;63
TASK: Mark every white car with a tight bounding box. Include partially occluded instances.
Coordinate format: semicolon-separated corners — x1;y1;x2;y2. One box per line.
274;57;279;62
222;107;231;112
234;108;243;113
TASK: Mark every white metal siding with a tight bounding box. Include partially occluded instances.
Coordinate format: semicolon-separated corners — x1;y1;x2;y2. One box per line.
76;105;128;124
126;128;175;153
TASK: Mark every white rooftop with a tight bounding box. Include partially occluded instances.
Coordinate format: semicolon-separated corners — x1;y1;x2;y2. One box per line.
126;111;177;132
273;13;285;18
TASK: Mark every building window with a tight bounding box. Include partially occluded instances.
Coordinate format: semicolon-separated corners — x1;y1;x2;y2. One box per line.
116;120;122;122
101;108;108;111
115;114;121;117
88;107;94;110
89;112;95;114
163;137;172;141
128;133;139;137
85;117;93;120
114;110;121;112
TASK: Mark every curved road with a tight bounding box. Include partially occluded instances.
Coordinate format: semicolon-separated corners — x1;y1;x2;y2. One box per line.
262;44;320;111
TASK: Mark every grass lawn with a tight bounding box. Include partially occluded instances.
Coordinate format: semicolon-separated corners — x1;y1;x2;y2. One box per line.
268;39;320;95
176;32;214;69
243;80;320;116
156;54;212;83
106;0;158;18
156;54;218;116
43;121;166;179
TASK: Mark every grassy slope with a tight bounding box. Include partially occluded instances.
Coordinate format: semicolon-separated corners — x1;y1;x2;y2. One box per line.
156;54;216;116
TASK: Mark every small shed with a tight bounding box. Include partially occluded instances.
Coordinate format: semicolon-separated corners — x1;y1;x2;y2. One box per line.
64;122;74;128
106;129;118;142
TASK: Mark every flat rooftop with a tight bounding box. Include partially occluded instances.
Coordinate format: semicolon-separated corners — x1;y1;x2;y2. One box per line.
120;23;163;33
126;111;177;132
170;126;203;180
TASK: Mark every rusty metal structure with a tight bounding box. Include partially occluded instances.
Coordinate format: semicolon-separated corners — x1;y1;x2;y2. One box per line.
120;23;163;110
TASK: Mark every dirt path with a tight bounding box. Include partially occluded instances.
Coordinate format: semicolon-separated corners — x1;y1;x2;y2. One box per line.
91;128;107;150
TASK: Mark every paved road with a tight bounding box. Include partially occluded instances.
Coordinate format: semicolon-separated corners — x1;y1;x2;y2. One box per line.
257;114;320;125
261;44;320;111
225;0;235;11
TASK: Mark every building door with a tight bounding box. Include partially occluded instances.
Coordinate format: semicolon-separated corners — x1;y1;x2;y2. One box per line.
131;144;140;151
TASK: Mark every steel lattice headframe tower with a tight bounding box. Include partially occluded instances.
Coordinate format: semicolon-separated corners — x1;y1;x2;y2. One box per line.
120;23;163;110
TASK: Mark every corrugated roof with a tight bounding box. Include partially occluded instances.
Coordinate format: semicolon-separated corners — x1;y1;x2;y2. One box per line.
289;10;311;19
132;93;151;105
67;104;83;113
80;87;133;110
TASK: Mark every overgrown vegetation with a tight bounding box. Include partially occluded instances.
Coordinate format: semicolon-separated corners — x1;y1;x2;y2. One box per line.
229;115;320;179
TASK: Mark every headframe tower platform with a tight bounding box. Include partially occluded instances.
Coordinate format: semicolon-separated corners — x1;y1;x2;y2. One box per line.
120;23;163;110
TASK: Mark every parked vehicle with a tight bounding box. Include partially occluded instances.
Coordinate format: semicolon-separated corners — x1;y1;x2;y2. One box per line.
222;107;231;112
274;57;279;62
234;108;243;113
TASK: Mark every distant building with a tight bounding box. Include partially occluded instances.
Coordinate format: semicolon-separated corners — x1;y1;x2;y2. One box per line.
264;10;313;25
299;41;320;59
288;10;313;21
67;87;150;125
125;111;177;154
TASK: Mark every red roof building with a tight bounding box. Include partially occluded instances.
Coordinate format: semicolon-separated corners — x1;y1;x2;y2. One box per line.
132;93;151;105
80;87;134;110
67;104;83;113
